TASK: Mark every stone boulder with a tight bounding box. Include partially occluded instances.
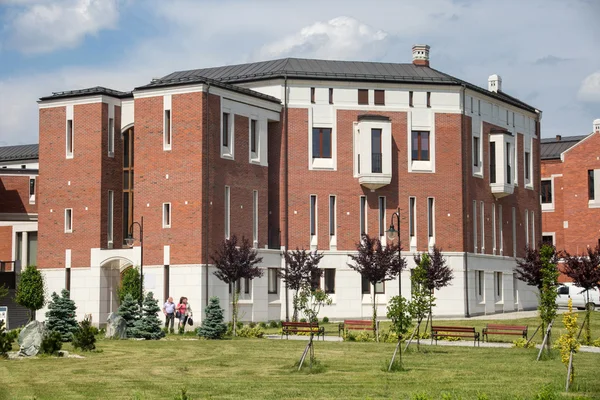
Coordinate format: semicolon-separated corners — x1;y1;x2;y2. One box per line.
106;312;127;339
18;320;46;357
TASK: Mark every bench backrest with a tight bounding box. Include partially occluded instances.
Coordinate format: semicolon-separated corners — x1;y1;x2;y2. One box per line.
344;320;372;327
431;326;475;332
282;322;319;328
486;324;527;331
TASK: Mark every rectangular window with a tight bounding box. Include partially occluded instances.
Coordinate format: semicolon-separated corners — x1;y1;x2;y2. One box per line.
65;208;73;233
427;92;431;108
244;277;250;294
480;202;485;253
362;275;370;294
163;203;171;228
541;180;552;204
478;100;481;116
589;170;595;200
311;270;321;290
499;205;503;254
374;90;385;105
477;270;484;297
324;269;335;294
473;200;477;251
513;273;518;304
371;128;382;173
378;196;385;238
329;88;334;104
495;272;503;299
470;97;473;113
108;117;114;156
489;142;496;183
492;204;497;254
506;110;509;125
358;89;368;105
506;143;511;184
409;91;413;107
409;197;416;237
311;87;315;104
310;195;317;236
427;197;434;238
66;119;73;157
512;207;517;257
375;281;385;294
268;268;278;294
525;152;530;181
411;131;430;161
108;191;114;245
531;212;536;250
222;113;229;147
542;235;554;246
473;136;480;167
360;196;367;236
250;119;257;154
329;196;336;236
253;190;258;245
164;110;172;149
312;128;332;158
29;178;35;203
525;209;529;247
225;186;230;239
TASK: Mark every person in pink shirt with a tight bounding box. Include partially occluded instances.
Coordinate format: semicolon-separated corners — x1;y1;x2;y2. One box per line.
176;297;189;331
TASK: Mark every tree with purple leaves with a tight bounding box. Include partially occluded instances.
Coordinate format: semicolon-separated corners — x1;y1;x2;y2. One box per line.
282;248;324;321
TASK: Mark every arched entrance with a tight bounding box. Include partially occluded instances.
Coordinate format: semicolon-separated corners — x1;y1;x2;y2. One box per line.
99;257;133;325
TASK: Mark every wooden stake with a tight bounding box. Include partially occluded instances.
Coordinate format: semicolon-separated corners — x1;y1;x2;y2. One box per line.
536;319;554;361
565;350;574;392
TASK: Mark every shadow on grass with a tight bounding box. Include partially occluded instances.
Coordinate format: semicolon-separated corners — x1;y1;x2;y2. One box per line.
291;359;327;374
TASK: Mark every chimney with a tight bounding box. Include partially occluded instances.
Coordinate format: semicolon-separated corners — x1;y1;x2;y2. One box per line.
488;74;502;92
412;44;430;67
556;135;562;141
594;119;600;133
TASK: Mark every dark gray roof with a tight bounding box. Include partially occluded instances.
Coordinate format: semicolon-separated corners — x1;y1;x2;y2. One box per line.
0;144;39;162
540;135;588;160
155;58;538;113
39;86;132;101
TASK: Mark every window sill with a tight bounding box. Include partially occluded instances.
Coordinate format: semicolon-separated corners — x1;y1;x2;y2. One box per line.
66;155;73;159
472;171;483;179
221;151;234;161
311;158;334;170
163;146;172;152
409;160;433;173
541;204;555;212
525;183;533;190
588;201;600;209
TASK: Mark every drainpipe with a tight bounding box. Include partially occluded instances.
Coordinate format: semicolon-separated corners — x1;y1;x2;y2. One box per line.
461;84;470;318
204;83;211;309
284;75;290;322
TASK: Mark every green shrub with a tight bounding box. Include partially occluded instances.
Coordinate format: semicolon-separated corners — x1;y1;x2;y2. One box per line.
118;267;142;304
237;326;264;338
259;322;267;329
344;331;374;342
591;337;600;347
411;393;432;400
476;392;489;400
0;320;15;357
248;321;256;328
533;385;559;400
299;318;307;323
269;320;278;329
40;330;63;355
72;317;96;351
197;297;227;340
45;290;78;342
236;321;243;330
379;330;399;343
513;338;535;349
322;316;329;323
174;387;190;400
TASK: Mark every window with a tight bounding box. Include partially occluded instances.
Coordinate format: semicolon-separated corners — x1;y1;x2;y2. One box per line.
480;202;485;253
506;110;509;125
360;196;367;236
163;203;171;228
324;269;335;294
524;209;529;247
589;170;595;201
378;197;385;238
329;88;333;104
495;272;503;299
268;268;278;294
374;90;385;105
66;119;73;157
311;270;321;290
329;196;336;236
29;178;35;204
253;190;258;245
409;197;416;237
513;273;518;303
164;110;172;149
312;128;332;158
473;200;477;252
427;92;431;108
506;143;511;184
541;180;552;204
358;89;368;105
525;152;530;181
65;209;73;233
477;270;484;297
362;275;370;294
244;277;250;294
108;117;114;156
492;204;496;254
375;281;385;294
499;205;503;255
310;195;317;236
470;97;473;113
371;128;382;173
225;186;230;239
409;91;413;107
108;191;114;246
311;87;315;104
427;197;434;238
229;278;241;294
531;212;535;250
512;207;517;257
478;100;481;116
250;119;258;154
542;235;554;246
489;142;496;183
473;136;480;167
222;113;230;148
123;128;134;242
411;131;430;161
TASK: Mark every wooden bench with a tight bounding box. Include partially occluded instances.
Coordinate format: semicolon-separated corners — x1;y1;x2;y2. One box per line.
338;320;378;337
482;324;527;342
281;322;325;341
431;325;480;346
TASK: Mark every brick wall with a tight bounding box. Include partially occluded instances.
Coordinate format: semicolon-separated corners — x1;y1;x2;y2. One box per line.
0;226;12;262
0;175;37;214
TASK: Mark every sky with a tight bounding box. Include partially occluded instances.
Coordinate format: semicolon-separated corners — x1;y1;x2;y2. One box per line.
0;0;599;146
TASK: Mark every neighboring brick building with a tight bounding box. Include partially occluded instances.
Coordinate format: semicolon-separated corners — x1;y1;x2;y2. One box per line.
36;45;540;325
540;121;600;281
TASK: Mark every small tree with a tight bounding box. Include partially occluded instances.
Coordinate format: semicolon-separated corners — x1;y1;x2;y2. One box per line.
408;256;431;349
118;267;142;304
72;316;96;351
296;284;332;323
387;295;412;369
45;289;78;342
558;298;580;390
414;246;453;328
118;293;140;338
0;320;14;358
562;246;600;345
197;297;227;340
15;265;46;321
212;235;263;336
132;292;164;340
348;234;406;337
282;249;324;321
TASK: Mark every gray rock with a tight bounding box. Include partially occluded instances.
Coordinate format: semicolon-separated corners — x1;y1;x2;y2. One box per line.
18;320;46;357
106;312;127;339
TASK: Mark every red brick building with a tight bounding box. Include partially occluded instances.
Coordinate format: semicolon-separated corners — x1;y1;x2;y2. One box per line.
36;45;540;324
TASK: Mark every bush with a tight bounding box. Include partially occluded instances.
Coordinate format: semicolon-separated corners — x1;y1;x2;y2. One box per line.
40;330;63;355
259;322;267;329
248;321;256;328
237;326;264;338
533;385;559;400
322;316;329;323
197;297;227;340
379;330;400;343
15;265;46;320
0;320;14;357
299;318;307;323
72;317;96;351
236;321;243;330
592;338;600;347
118;294;140;338
118;267;142;304
45;289;78;342
132;292;165;340
344;331;374;342
269;320;278;329
513;338;535;349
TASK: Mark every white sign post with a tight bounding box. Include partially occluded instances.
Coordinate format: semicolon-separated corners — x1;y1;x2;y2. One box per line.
0;306;7;330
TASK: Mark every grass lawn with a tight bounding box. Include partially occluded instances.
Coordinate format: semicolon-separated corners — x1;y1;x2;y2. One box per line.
1;334;600;400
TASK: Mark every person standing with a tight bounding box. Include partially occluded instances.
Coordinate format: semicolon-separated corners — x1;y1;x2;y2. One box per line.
163;296;176;334
176;297;188;332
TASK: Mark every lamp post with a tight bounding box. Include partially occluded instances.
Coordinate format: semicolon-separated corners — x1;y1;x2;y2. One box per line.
125;216;144;306
386;209;401;297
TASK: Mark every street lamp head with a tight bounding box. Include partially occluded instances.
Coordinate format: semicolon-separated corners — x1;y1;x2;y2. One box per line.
386;224;398;241
125;235;135;248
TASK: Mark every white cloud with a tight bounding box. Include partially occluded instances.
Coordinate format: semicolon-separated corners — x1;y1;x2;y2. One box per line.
4;0;119;54
578;72;600;102
258;16;389;61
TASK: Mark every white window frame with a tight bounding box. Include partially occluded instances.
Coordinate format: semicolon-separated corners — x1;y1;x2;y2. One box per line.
249;118;260;164
310;195;317;248
480;201;485;254
309;124;335;171
359;196;367;238
378;196;386;243
473;200;478;253
329;195;337;250
163;203;171;229
472;128;483;178
225;186;230;239
589;169;600;208
65;208;73;233
477;270;484;301
221;111;234;160
531;211;535;250
513;273;519;305
409;196;417;249
29;177;36;204
542;232;556;246
268;268;278;294
107;190;114;247
66;118;74;159
163;109;172;151
407;125;435;173
427;197;435;249
523;136;532;189
492;204;496;255
499;205;504;256
524;209;529;248
323;268;336;294
253;190;258;247
541;178;555;212
108;117;115;157
495;272;503;302
512;207;517;257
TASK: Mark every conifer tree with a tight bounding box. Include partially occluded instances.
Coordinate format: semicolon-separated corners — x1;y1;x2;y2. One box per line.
118;293;140;338
197;297;227;339
45;289;78;342
132;292;165;340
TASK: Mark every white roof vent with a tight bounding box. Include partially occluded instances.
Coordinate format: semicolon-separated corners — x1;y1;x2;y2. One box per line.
488;74;502;92
594;119;600;133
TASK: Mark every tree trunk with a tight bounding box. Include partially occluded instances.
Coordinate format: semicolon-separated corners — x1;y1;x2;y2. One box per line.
585;291;591;345
292;291;298;322
232;281;238;337
372;282;378;341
